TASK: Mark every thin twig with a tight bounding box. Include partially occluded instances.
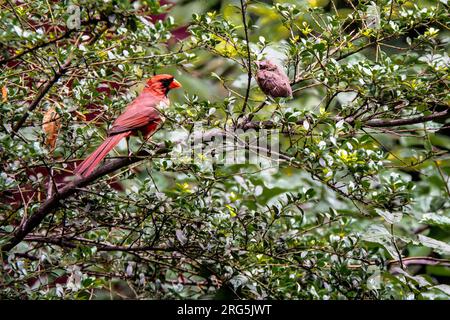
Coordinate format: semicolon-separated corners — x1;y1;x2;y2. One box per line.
238;0;252;118
434;160;450;197
391;224;404;270
388;256;450;268
242;108;450;130
0;30;73;67
11;59;71;136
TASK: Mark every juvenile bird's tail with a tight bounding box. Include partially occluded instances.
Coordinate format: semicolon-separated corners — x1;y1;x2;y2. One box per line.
74;132;128;178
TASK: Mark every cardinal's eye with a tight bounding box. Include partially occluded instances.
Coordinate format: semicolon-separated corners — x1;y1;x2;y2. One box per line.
160;78;173;87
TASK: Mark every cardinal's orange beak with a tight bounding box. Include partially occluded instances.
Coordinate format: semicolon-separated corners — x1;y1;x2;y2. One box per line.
170;79;182;89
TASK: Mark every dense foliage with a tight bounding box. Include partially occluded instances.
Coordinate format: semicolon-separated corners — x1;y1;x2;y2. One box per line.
1;0;449;299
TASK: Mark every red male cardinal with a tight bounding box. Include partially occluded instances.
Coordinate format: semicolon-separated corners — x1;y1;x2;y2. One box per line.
74;74;182;178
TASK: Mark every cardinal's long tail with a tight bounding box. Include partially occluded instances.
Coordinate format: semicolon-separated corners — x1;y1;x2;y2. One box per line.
74;132;129;178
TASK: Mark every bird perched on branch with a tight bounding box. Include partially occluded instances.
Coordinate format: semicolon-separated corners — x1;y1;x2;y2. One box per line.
74;74;182;178
255;60;292;98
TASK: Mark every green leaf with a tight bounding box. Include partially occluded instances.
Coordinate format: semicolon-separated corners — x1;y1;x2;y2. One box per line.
375;208;403;224
420;213;450;230
418;234;450;255
362;224;400;259
434;284;450;296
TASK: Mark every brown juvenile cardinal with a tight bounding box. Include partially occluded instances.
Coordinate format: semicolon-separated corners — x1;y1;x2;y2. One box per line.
74;74;182;178
256;60;292;98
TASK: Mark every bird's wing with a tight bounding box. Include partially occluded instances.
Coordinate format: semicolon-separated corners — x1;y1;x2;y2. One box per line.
257;68;292;98
108;93;165;136
256;71;278;93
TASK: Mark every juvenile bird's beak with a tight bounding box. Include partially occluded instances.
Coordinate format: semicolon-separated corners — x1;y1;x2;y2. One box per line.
170;79;182;89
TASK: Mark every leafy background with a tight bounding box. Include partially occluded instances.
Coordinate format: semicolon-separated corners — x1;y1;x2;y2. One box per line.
0;0;449;299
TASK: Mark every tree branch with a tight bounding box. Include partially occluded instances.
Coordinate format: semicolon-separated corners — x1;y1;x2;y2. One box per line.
363;108;450;127
0;30;73;67
1;127;232;253
2;107;449;252
0;145;169;252
388;256;450;268
11;58;71;136
0;17;104;67
10;19;108;136
241;109;450;130
22;235;179;252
